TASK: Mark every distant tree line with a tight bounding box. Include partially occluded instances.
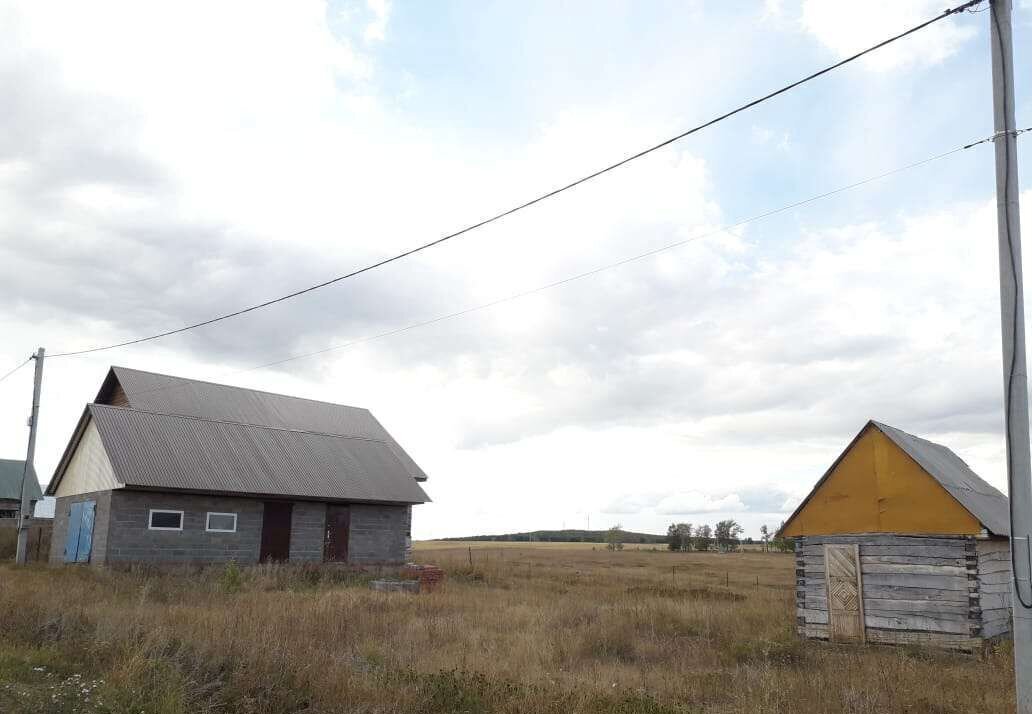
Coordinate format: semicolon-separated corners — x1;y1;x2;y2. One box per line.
666;520;793;553
441;529;667;544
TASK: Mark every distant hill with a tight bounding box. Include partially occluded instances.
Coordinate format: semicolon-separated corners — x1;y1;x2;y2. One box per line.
439;529;667;544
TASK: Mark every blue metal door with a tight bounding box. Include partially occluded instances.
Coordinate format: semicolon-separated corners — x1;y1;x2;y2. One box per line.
63;502;83;562
75;501;95;563
63;500;96;563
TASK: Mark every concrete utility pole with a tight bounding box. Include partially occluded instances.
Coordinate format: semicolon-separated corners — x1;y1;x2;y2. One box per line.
988;1;1032;710
14;347;44;565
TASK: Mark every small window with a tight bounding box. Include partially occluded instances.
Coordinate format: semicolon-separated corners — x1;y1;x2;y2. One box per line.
206;512;237;533
148;509;183;531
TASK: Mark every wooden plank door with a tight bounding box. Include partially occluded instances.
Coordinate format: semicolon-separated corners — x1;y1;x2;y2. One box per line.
260;502;293;562
323;505;351;562
824;544;865;643
63;500;96;563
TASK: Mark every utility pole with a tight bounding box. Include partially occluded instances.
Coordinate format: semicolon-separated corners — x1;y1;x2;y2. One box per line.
14;347;44;566
988;1;1032;710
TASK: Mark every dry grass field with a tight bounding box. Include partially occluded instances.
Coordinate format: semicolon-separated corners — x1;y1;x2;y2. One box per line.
0;542;1016;713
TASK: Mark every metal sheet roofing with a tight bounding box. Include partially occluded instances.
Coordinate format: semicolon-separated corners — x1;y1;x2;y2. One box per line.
107;366;427;481
89;404;430;504
0;458;41;502
873;421;1010;536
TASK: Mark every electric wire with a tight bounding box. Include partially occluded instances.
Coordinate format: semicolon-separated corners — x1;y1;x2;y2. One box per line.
48;0;985;359
0;358;31;386
119;137;982;400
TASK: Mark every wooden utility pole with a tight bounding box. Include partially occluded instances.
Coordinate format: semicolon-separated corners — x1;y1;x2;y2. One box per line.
988;2;1032;711
14;347;44;566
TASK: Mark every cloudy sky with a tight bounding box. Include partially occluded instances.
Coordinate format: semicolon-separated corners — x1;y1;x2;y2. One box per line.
2;0;1031;539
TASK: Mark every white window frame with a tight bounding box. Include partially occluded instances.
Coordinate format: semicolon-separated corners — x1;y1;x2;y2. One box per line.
205;512;237;533
148;509;184;531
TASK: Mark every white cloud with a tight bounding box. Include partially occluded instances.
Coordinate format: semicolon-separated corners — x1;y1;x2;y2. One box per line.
800;0;977;70
364;0;391;43
655;492;747;515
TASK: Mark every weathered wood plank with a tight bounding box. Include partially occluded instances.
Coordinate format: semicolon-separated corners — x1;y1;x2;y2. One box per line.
861;555;967;567
862;573;968;590
978;560;1013;575
978;571;1014;586
800;623;829;640
865;627;978;650
861;563;968;576
865;608;970;624
862;584;969;602
865;614;971;635
801;535;968;547
979;593;1010;609
862;598;971;615
800;608;829;624
980;582;1013;595
860;545;969;558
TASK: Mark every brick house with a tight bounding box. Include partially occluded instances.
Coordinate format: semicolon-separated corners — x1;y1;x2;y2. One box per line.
0;458;43;523
46;367;430;566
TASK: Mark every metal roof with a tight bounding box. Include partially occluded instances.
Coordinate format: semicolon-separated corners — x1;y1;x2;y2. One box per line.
873;421;1010;536
88;404;430;504
0;458;41;502
106;366;427;481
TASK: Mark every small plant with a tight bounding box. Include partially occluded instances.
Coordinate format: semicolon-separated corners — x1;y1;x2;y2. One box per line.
606;524;625;551
218;560;243;593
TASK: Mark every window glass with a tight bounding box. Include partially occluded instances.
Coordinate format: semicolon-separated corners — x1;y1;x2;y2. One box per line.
206;512;237;532
149;510;183;530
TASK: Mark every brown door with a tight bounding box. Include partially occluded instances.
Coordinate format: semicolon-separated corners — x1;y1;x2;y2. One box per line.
824;544;865;643
324;505;351;562
260;502;293;562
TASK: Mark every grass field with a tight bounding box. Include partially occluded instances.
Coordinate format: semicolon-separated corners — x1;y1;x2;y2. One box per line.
0;542;1016;713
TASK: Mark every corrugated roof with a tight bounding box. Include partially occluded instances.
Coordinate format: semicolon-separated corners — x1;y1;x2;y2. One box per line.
873;421;1010;536
0;458;42;502
89;404;430;504
107;366;427;481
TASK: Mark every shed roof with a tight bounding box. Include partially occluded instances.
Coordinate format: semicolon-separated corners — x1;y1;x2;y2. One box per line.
781;421;1010;537
71;404;430;504
100;366;426;481
0;458;42;502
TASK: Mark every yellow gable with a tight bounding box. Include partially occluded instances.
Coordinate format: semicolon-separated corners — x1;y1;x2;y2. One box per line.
782;425;982;537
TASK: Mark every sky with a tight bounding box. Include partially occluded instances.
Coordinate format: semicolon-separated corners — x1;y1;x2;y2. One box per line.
2;0;1032;539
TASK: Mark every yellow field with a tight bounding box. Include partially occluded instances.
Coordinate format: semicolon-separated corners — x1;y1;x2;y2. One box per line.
0;545;1016;713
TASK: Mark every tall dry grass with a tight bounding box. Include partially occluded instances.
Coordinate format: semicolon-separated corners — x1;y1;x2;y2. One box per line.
0;546;1016;713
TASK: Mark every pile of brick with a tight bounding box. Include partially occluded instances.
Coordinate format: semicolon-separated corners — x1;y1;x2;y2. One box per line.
401;564;446;592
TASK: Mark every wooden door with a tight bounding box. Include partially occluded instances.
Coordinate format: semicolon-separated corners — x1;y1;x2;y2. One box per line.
323;505;351;562
63;500;95;563
260;502;293;562
824;544;865;643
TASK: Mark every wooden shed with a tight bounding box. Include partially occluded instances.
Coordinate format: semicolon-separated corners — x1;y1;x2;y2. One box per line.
781;421;1012;650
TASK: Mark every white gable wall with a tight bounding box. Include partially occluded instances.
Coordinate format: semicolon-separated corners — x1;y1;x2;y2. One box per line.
55;419;121;497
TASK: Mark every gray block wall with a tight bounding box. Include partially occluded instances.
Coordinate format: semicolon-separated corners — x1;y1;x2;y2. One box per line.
349;504;411;564
49;490;112;566
49;489;415;567
104;491;264;564
289;501;326;562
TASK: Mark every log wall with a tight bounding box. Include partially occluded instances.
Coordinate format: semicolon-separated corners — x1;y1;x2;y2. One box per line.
976;539;1013;639
795;534;1011;650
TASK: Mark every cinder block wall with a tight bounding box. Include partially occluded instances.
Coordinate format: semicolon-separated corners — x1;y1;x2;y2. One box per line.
349;504;411;564
49;490;112;566
105;491;264;564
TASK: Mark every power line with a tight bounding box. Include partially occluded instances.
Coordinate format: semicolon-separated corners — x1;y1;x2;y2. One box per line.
120;136;983;400
0;358;31;386
49;0;984;359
